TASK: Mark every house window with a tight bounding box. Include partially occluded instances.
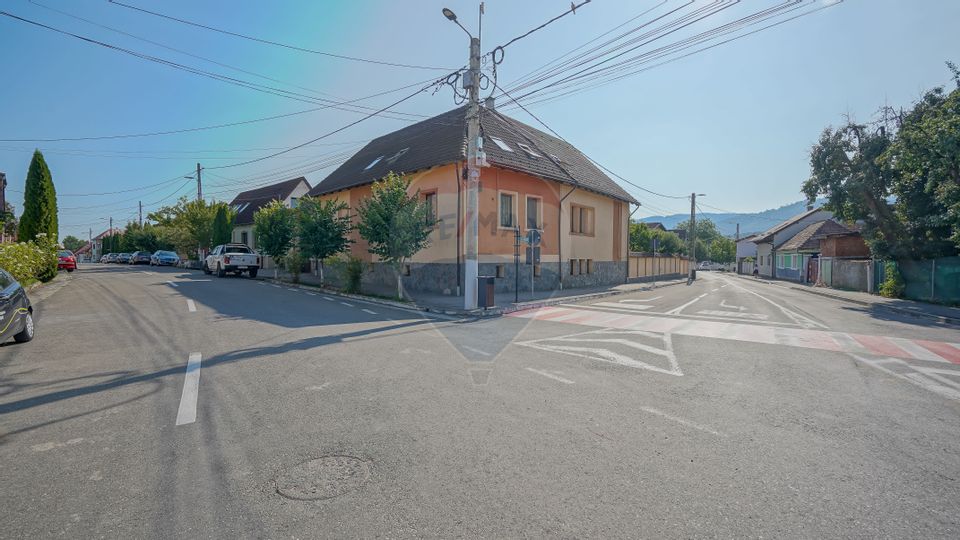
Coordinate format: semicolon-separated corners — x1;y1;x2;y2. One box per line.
240;231;249;246
499;192;516;228
423;191;437;224
496;264;505;278
489;136;514;152
364;156;384;171
525;196;542;230
570;259;578;276
534;264;541;277
290;197;299;209
586;259;593;274
517;143;540;158
571;204;594;235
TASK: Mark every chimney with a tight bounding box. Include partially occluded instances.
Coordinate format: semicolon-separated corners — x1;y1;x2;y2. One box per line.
484;96;495;110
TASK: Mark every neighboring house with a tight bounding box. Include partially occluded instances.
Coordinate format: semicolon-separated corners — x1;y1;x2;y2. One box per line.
735;234;758;274
309;104;638;295
229;177;312;252
775;220;851;283
643;221;667;232
669;228;687;241
752;207;833;278
90;227;122;261
817;225;872;291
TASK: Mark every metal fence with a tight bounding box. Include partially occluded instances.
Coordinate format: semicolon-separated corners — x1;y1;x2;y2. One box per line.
890;256;960;304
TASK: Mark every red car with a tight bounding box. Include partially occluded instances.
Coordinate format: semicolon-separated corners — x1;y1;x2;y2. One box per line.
57;250;77;272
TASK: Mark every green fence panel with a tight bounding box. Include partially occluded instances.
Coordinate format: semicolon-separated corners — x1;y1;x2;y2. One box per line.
933;256;960;304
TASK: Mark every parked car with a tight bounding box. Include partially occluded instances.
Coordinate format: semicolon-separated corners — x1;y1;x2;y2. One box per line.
204;243;260;278
103;253;119;263
150;250;180;266
57;250;77;272
116;253;133;264
129;251;152;265
0;267;34;344
697;261;724;271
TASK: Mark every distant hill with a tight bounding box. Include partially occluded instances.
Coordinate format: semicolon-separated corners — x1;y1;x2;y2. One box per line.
639;199;827;238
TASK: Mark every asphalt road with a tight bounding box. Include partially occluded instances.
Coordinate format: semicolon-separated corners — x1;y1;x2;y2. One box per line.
2;264;959;538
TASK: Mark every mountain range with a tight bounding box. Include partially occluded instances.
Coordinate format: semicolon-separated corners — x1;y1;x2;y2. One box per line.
639;199;827;238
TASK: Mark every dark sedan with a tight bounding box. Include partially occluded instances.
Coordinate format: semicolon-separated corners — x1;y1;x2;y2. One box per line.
150;250;180;266
116;253;133;264
130;251;152;265
0;268;34;344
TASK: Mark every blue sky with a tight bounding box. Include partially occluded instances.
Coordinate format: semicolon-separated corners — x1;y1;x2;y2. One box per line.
1;0;958;241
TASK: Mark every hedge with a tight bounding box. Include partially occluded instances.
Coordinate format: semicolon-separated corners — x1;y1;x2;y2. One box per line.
0;233;59;286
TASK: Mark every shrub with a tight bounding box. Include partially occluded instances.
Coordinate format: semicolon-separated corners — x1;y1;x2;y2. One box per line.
344;257;363;294
285;249;303;284
879;261;905;298
0;233;59;285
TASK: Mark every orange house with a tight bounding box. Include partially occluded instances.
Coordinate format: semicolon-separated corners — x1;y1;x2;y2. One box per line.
309;105;638;295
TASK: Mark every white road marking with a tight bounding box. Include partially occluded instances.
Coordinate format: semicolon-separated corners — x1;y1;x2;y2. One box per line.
640;407;723;437
697;310;769;320
852;355;960;401
340;302;354;307
721;277;827;329
323;296;334;301
719;299;747;311
593;302;653;311
186;299;197;312
621;296;661;303
518;329;682;376
166;281;178;288
362;308;378;315
711;288;719;292
175;352;203;426
270;284;281;288
525;367;575;384
141;271;154;275
666;293;708;315
462;345;492;357
307;382;331;391
258;281;266;285
306;292;317;296
287;288;298;291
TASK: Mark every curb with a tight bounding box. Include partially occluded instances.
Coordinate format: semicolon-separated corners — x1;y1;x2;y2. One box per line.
258;277;461;321
790;286;960;326
257;276;686;320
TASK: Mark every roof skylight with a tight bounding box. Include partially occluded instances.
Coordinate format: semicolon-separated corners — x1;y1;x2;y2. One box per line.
489;136;514;152
517;143;540;158
364;156;384;170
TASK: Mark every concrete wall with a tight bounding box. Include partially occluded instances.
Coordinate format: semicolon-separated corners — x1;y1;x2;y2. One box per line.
830;259;870;291
628;254;688;279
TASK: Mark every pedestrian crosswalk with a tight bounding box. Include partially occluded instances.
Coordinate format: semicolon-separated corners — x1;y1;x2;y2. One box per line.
509;305;960;365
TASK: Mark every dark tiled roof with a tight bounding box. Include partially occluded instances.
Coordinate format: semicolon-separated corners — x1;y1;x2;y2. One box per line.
753;207;830;243
229;177;310;225
309;106;638;204
779;220;851;251
643;222;667;231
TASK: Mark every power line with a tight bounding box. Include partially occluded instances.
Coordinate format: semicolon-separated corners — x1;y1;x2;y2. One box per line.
106;0;455;71
491;0;593;54
492;81;689;202
0;11;431;122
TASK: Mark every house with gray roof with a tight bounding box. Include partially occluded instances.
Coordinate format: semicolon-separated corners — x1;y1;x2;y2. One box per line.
228;176;311;252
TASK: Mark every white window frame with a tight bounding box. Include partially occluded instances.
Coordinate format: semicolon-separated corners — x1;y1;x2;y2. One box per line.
489;136;514;152
524;195;542;231
517;143;540;158
498;190;518;229
364;156;384;170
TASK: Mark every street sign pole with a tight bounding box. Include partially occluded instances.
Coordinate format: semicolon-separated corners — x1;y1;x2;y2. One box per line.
514;227;520;303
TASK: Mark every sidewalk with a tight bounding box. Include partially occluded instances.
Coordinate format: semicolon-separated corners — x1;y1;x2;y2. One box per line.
263;269;687;318
790;285;960;325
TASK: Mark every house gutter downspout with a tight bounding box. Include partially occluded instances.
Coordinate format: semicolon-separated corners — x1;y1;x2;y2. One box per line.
626;203;641;283
456;161;463;297
558;185;577;290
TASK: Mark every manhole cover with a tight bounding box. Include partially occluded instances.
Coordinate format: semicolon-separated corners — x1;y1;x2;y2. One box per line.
275;455;370;501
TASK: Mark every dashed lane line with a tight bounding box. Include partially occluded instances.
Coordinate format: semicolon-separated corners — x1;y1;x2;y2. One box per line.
340;302;354;307
665;293;708;315
362;308;378;315
187;299;197;312
175;353;203;426
525;367;575;384
640;407;723;437
166;281;178;288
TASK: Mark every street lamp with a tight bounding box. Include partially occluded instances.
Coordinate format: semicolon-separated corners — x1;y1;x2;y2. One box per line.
442;8;473;37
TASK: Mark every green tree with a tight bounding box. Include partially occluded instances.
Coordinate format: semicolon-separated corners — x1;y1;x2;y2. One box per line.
653;230;684;255
2;202;17;238
18;150;58;242
297;196;352;283
254;199;296;278
62;235;85;252
355;172;435;300
211;203;234;247
708;237;736;264
629;222;653;252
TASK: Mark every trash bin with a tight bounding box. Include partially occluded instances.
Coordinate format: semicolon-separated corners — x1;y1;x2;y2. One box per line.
477;276;496;308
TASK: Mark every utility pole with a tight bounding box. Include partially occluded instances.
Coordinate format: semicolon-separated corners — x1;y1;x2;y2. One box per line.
688;193;696;281
139;201;143;227
196;162;203;201
443;6;483;310
109;216;114;253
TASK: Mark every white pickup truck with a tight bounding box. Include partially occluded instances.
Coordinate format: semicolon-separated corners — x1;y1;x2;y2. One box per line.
204;243;261;278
